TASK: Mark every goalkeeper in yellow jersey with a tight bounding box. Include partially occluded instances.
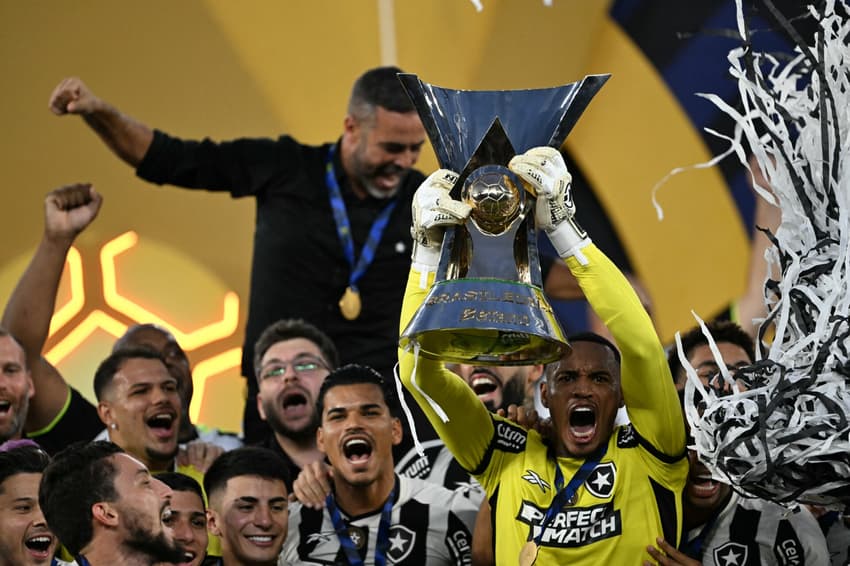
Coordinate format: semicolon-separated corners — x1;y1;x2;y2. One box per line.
398;147;688;565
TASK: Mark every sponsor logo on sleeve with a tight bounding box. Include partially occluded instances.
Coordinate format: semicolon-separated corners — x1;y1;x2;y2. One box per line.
773;519;804;565
616;424;637;448
395;440;444;480
493;420;527;453
447;529;472;566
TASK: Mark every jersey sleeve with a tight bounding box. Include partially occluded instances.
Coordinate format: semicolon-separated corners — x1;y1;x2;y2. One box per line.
398;269;496;475
136;130;298;198
27;387;104;456
565;244;685;458
443;488;478;565
782;507;830;565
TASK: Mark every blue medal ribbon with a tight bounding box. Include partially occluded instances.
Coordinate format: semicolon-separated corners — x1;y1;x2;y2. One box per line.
682;518;716;559
532;443;608;547
325;144;398;301
681;494;729;559
326;490;395;566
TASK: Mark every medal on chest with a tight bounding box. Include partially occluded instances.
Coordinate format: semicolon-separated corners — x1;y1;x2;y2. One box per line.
519;540;539;566
522;446;608;565
325;144;397;324
339;286;362;320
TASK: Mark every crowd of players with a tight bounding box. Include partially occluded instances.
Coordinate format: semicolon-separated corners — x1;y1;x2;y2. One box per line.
0;66;847;566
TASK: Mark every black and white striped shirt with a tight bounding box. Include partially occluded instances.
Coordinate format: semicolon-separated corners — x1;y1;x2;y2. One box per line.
280;475;476;565
686;493;829;565
395;439;485;507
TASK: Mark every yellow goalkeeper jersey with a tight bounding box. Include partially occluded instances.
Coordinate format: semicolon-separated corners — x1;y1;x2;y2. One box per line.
399;243;688;565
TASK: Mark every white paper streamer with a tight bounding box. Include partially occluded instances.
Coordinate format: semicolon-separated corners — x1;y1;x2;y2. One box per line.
682;0;850;506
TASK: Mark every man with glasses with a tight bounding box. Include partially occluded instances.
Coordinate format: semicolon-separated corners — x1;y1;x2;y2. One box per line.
252;319;338;491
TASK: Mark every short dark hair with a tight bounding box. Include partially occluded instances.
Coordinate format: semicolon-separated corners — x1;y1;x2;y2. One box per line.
253;319;339;382
156;472;205;508
316;364;400;419
113;323;173;352
569;332;622;365
93;347;167;401
0;444;50;494
40;441;124;556
668;320;755;383
348;66;415;121
203;447;291;504
544;332;622;381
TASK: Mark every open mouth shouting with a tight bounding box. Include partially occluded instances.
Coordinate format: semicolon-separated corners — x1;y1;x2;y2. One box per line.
280;389;310;421
568;405;598;445
468;368;502;409
689;473;722;499
24;531;56;562
341;434;374;469
686;458;727;503
146;410;177;441
0;398;13;422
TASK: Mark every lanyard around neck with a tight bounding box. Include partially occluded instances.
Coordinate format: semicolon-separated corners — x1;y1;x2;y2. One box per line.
533;443;608;546
325;144;398;293
326;489;395;566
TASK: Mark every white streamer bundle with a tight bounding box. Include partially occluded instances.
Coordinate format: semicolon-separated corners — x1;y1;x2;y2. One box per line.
685;0;850;506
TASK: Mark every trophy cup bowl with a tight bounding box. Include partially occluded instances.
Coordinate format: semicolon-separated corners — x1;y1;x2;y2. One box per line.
398;73;609;365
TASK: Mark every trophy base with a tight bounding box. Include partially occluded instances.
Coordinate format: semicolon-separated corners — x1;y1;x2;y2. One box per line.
400;278;569;365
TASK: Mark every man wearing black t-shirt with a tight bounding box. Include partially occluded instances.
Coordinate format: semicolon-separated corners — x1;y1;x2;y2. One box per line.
251;318;338;492
48;68;428;442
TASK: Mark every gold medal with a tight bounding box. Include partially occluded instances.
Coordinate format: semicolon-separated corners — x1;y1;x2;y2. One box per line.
519;541;538;566
339;286;362;320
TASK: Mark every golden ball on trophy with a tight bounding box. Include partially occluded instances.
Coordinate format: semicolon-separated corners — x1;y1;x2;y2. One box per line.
462;166;523;236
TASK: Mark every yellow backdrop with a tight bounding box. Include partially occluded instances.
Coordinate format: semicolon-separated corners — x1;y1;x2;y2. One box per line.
0;0;747;433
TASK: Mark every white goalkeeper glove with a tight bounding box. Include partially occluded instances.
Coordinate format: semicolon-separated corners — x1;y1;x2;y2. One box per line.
411;169;472;272
509;146;590;260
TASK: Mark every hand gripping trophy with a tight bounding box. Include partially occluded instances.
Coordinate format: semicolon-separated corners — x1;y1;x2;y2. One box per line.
398;73;608;365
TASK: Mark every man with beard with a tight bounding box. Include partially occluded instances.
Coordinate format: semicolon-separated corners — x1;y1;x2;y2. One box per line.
203;447;290;566
92;348;202;480
0;441;59;566
113;325;241;450
282;364;477;565
39;441;185;566
252;319;337;491
48;68;428;444
643;321;829;566
0;329;34;445
449;364;543;414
